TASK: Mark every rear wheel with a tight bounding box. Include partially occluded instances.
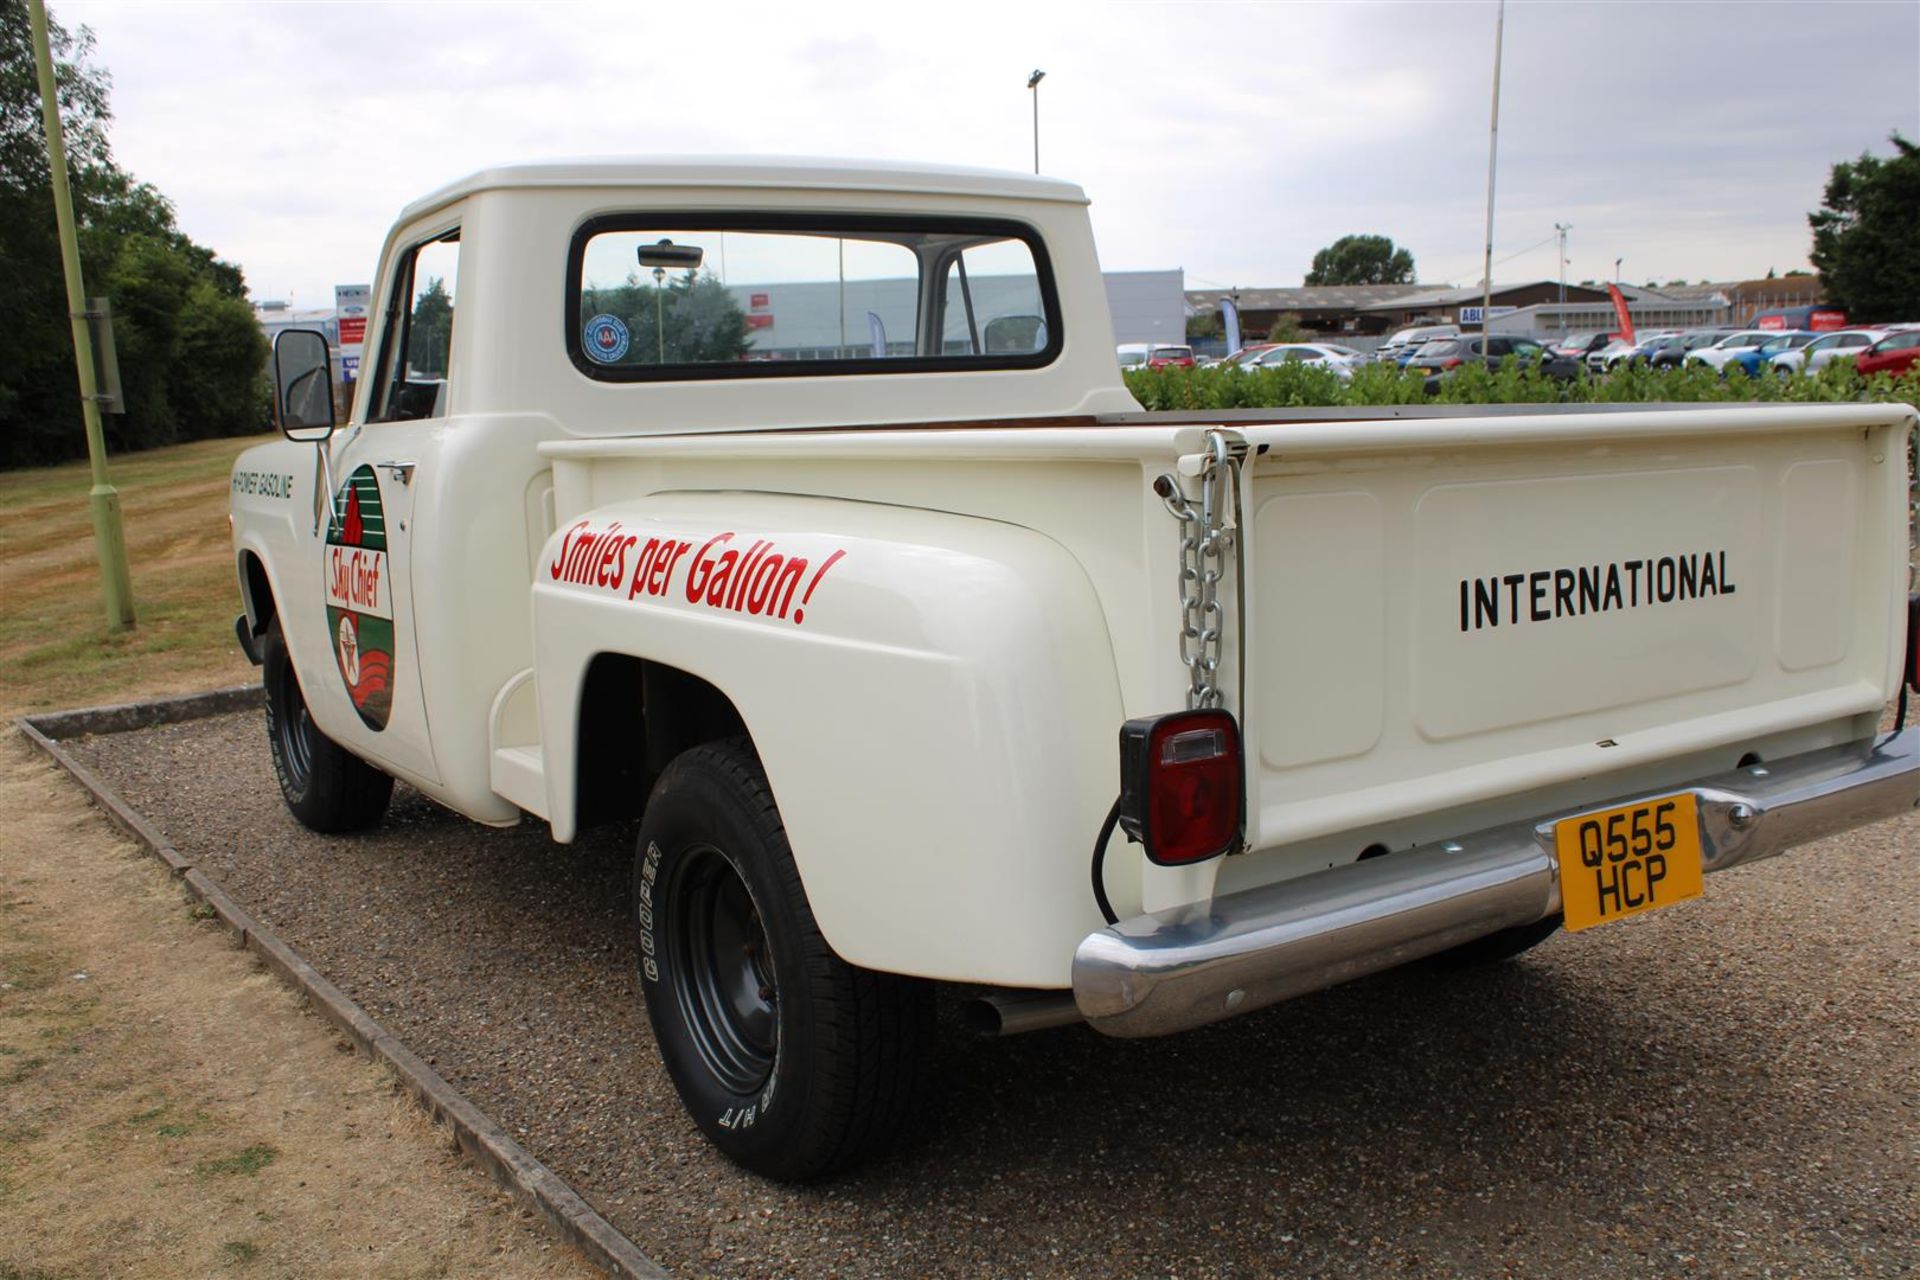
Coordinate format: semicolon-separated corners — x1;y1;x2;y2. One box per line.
635;741;932;1181
262;619;392;833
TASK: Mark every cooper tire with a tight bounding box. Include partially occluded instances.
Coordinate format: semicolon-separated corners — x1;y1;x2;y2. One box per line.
635;740;932;1181
262;618;393;833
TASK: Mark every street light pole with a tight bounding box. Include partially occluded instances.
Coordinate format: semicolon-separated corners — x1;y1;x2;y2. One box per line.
1478;0;1505;335
1554;222;1571;328
29;0;134;631
1027;69;1045;174
652;266;665;364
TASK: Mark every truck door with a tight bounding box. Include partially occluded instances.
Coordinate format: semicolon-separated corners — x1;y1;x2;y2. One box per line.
310;227;461;784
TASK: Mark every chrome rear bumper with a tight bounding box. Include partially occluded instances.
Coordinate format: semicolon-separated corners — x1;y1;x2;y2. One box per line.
1073;727;1919;1038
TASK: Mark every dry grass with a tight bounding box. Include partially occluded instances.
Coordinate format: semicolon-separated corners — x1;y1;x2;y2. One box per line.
0;441;601;1276
0;435;265;718
0;737;597;1278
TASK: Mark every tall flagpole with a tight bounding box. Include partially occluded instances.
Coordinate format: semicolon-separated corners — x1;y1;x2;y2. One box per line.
1479;0;1506;335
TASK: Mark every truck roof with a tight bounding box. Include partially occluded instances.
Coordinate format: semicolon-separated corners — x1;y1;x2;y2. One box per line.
397;156;1091;224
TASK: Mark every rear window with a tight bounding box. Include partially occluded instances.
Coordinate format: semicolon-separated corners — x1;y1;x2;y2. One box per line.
1150;346;1192;360
567;214;1060;381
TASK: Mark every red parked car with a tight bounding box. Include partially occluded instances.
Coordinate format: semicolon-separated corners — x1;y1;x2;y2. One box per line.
1146;344;1196;370
1854;328;1920;377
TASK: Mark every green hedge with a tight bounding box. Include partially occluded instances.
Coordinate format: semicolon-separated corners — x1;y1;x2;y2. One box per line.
1122;357;1920;412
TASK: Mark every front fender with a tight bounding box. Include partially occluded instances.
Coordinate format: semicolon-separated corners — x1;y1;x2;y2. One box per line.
532;492;1124;987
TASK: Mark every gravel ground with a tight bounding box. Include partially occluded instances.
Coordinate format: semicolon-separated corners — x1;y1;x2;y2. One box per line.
67;711;1917;1279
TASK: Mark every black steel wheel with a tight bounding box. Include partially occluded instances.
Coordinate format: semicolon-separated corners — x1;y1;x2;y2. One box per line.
261;617;392;833
663;842;779;1096
635;740;932;1181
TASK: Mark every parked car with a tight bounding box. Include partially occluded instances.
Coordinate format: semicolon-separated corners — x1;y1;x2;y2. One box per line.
1685;331;1779;373
1589;331;1681;374
1853;328;1920;378
1407;334;1551;390
1243;343;1363;379
1377;323;1459;363
1118;343;1197;370
1724;331;1817;378
1221;343;1279;368
1774;328;1898;376
1551;331;1620;360
1647;328;1739;369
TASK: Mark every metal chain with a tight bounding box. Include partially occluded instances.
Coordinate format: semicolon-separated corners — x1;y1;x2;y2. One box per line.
1156;432;1235;710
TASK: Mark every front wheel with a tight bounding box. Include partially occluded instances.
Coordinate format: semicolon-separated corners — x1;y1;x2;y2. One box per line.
262;619;393;833
635;741;932;1181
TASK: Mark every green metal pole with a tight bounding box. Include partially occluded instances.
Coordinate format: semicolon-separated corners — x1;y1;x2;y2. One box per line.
29;0;135;632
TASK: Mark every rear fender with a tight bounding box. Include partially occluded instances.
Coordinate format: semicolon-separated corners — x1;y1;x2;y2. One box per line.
532;492;1124;987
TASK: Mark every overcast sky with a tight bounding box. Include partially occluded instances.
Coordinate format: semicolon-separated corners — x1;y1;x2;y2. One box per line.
56;0;1920;306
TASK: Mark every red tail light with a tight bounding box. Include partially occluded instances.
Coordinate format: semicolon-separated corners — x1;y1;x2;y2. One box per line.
1117;710;1243;865
1441;357;1464;370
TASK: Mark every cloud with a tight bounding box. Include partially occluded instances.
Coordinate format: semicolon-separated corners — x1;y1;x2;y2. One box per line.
57;0;1920;301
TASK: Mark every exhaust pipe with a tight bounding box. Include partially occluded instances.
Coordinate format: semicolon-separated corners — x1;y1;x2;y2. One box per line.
963;989;1084;1037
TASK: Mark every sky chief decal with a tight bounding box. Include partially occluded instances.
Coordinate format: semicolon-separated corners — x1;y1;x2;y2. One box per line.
324;464;395;730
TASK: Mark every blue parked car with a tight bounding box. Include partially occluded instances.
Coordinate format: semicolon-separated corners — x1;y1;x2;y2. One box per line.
1724;330;1816;377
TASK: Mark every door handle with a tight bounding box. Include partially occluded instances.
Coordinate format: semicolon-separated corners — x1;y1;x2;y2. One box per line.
376;459;417;486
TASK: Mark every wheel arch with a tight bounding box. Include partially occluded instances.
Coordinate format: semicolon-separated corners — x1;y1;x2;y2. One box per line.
529;492;1125;986
237;547;278;636
571;652;749;832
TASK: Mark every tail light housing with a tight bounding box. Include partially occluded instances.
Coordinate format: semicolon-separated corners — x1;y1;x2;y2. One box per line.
1117;710;1243;865
1440;357;1463;370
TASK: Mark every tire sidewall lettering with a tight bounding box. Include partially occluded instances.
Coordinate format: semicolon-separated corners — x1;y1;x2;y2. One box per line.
637;841;661;984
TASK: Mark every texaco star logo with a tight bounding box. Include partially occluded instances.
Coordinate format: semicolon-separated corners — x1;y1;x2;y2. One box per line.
336;612;360;687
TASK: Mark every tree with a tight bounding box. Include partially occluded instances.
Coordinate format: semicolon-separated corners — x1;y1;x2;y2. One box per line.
1305;234;1415;287
0;0;265;467
1809;132;1920;322
583;269;750;365
409;277;451;377
1264;312;1308;343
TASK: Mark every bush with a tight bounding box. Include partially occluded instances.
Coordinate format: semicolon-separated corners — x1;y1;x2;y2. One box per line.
1125;357;1920;413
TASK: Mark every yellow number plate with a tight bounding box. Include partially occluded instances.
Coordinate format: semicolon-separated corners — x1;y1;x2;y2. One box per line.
1553;794;1704;932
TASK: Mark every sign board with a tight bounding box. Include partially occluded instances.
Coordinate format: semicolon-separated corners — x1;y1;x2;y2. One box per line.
340;353;361;382
1458;306;1517;325
334;284;371;366
1809;309;1848;331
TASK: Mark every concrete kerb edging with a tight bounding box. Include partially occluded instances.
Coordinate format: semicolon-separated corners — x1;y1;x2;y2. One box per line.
16;688;669;1280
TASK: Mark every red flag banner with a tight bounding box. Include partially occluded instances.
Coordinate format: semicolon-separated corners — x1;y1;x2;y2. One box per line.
1605;284;1636;346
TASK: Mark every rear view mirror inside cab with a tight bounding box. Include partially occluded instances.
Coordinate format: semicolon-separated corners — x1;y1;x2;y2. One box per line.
637;239;704;270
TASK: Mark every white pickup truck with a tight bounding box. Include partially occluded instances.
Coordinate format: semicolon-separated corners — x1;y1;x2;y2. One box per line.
231;158;1920;1181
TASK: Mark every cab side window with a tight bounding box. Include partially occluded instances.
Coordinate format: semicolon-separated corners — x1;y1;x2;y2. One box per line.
372;231;460;423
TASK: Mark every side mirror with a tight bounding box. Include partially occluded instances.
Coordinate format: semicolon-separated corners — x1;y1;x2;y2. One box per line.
273;329;337;441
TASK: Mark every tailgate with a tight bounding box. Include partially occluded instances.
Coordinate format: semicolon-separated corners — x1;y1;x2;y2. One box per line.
1225;403;1916;854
